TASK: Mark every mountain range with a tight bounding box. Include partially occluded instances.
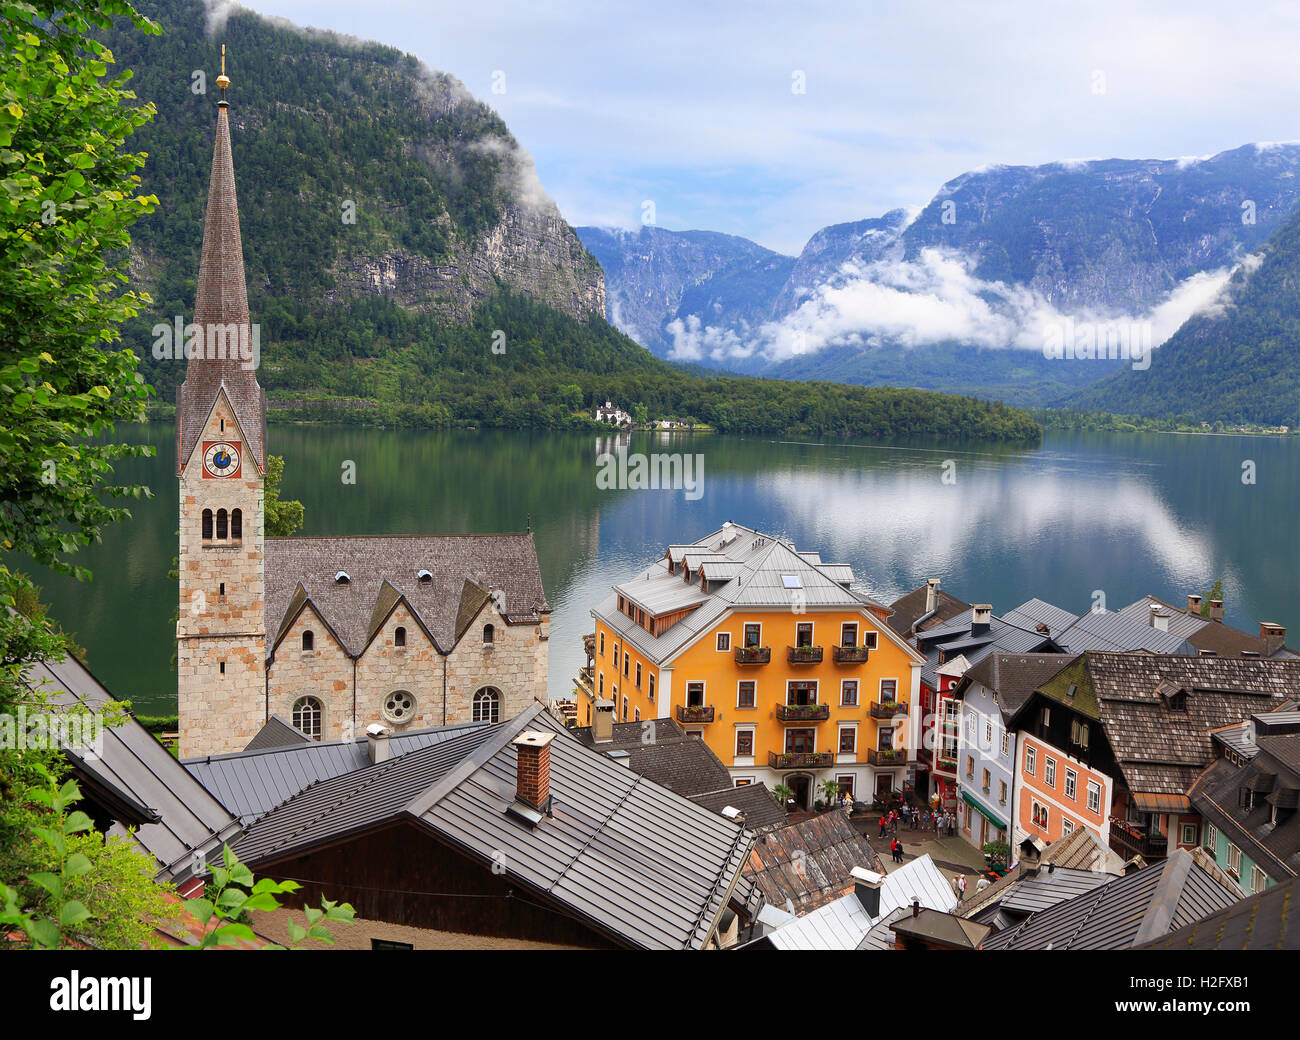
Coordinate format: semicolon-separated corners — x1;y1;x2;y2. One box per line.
580;145;1300;413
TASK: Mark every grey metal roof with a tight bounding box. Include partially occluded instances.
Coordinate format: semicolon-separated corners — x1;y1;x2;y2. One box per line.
25;655;241;884
765;854;956;950
916;612;1056;689
1053;608;1195;655
995;866;1116;915
1001;598;1079;636
1117;595;1211;641
1137;874;1300;950
981;851;1240;950
1212;720;1260;759
244;714;312;752
234;705;755;950
856;905;913;950
184;721;491;824
595;523;902;667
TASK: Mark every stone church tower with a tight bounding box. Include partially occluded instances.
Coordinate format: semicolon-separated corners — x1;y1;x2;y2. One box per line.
176;57;268;758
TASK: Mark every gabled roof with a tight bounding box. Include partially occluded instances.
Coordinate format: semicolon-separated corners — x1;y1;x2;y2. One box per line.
744;812;881;914
886;584;971;639
265;533;549;658
598;523;914;668
184;720;491;825
960;827;1120;922
981;850;1241;950
960;653;1079;723
24;655;240;885
1047;653;1300;798
234;705;756;950
243;715;313;752
764;854;956;951
1119;595;1298;659
688;783;788;831
1136;873;1300;950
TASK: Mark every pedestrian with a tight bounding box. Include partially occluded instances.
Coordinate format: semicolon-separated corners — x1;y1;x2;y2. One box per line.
879;815;888;838
950;874;961;900
947;813;955;838
957;873;967;901
894;839;904;864
890;811;899;835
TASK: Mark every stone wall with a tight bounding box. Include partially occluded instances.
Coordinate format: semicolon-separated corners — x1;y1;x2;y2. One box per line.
177;393;266;757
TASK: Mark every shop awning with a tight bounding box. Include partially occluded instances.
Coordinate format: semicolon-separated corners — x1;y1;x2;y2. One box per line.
961;790;1008;831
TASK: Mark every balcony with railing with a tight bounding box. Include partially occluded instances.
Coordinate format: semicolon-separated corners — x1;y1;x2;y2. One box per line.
832;644;871;664
768;750;834;769
867;748;907;767
676;704;715;725
775;702;830;722
734;645;771;665
869;700;909;719
1108;818;1168;860
787;644;824;664
573;666;595;700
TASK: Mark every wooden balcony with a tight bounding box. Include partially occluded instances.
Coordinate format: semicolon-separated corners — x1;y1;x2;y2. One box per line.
775;703;830;722
768;750;834;770
1108;818;1168;860
867;748;907;766
787;645;824;664
833;645;871;664
734;645;771;665
676;704;715;724
869;700;909;719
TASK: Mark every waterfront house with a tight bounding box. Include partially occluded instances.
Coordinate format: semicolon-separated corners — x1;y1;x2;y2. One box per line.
1188;701;1300;893
1007;653;1300;865
578;523;926;809
1118;594;1295;659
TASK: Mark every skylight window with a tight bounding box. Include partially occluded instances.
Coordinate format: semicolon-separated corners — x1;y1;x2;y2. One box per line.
781;574;801;589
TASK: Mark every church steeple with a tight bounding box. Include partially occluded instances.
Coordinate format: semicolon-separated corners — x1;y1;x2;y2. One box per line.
177;46;266;475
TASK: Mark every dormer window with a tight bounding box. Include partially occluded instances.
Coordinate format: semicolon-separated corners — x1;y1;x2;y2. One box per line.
335;571;350;585
417;569;432;584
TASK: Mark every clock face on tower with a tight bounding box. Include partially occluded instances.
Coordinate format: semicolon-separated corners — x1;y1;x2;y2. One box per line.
203;441;241;478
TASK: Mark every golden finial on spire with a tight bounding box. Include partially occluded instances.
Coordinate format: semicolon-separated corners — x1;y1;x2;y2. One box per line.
216;44;230;92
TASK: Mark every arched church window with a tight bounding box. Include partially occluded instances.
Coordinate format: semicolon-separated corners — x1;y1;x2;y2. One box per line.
483;623;495;644
292;696;323;741
473;687;501;724
202;509;213;540
394;626;406;647
216;508;228;540
231;508;242;541
302;630;314;652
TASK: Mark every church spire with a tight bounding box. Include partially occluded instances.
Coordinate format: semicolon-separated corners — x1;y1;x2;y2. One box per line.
177;45;266;475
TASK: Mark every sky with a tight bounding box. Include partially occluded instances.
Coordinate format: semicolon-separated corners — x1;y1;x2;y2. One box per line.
211;1;1300;255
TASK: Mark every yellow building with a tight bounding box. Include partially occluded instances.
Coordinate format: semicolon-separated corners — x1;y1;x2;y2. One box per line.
575;523;925;809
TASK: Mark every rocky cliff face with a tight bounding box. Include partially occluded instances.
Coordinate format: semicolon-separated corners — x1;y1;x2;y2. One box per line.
111;0;605;327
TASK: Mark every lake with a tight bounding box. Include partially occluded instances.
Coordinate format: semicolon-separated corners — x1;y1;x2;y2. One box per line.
29;424;1299;716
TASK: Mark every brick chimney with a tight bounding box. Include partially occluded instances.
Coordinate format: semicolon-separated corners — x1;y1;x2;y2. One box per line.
1187;593;1203;615
513;731;555;809
1209;599;1224;623
1260;623;1286;657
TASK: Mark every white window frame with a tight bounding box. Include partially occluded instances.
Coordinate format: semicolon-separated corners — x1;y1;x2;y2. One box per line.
1000;732;1010;757
1061;817;1074;836
716;631;732;652
1064;768;1077;801
1203;822;1217;850
1045;757;1056;788
685;680;706;707
1086;780;1101;815
1251;866;1267;893
840;679;859;706
1227;843;1242;874
1025;745;1037;776
742;622;763;647
840;622;858;647
837;725;857;756
734;726;756;760
863;631;878;650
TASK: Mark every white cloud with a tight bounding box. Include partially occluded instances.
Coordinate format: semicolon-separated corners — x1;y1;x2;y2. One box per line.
665;247;1243;364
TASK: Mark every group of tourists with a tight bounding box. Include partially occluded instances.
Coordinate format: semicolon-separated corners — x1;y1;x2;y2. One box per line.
879;804;957;837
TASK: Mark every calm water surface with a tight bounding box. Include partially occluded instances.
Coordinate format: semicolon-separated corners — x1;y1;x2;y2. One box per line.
30;425;1300;715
